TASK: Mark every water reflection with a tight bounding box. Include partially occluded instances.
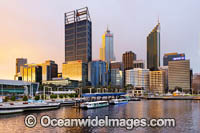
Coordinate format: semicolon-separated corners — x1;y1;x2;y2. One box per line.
0;100;199;133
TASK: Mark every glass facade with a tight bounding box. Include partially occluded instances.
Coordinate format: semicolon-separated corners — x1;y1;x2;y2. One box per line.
21;64;42;83
62;60;88;86
88;61;107;87
100;28;115;63
111;69;123;87
126;68;149;91
147;23;160;71
65;8;92;63
0;80;39;96
42;60;58;81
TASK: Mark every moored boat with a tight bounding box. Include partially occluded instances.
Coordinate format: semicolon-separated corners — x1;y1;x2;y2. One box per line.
109;99;128;105
0;101;60;114
80;101;109;109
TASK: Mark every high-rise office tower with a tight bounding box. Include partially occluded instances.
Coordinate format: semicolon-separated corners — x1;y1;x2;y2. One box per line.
147;22;160;71
88;60;107;87
122;51;136;87
111;69;123;88
100;28;115;63
65;7;92;63
21;64;42;83
163;53;185;66
149;71;166;94
168;60;190;92
42;60;58;81
62;60;88;86
16;58;27;74
123;51;136;70
126;68;149;91
15;58;27;80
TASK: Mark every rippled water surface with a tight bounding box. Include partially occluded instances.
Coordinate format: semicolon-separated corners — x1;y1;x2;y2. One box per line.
0;100;200;133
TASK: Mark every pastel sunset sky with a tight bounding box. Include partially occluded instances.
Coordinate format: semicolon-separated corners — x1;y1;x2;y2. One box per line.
0;0;200;79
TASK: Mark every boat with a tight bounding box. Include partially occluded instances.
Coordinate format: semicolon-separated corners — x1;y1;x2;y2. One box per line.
80;101;109;109
109;99;128;105
0;109;24;114
47;99;75;106
0;101;60;114
129;97;141;101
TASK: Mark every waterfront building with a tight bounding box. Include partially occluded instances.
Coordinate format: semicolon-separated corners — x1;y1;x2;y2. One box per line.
147;22;160;71
126;68;149;91
163;53;185;66
100;28;115;63
110;69;123;87
64;7;92;63
42;60;58;81
0;79;39;97
122;51;136;70
168;60;190;92
149;71;166;94
62;60;88;86
21;64;42;83
14;58;27;80
133;60;145;69
88;60;107;87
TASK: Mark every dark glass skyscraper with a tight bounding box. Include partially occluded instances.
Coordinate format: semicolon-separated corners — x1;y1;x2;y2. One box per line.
147;22;160;71
65;7;92;63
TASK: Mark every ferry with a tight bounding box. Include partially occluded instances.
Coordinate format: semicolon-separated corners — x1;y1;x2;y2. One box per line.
109;99;128;105
80;101;109;109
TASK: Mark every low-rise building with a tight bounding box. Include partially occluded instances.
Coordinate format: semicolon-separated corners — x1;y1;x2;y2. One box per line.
0;79;39;97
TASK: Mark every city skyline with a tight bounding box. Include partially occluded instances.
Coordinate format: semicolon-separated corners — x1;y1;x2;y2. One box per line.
0;0;200;79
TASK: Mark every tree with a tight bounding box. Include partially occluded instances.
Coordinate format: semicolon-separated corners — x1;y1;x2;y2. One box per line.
11;96;16;101
34;95;40;100
23;96;28;101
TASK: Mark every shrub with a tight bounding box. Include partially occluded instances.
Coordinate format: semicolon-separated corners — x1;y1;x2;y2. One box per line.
34;95;40;100
23;96;28;101
68;93;78;98
50;94;57;99
59;94;63;99
11;96;16;101
4;96;9;102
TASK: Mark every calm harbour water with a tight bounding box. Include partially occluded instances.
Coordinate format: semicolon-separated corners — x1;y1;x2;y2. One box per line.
0;100;200;133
